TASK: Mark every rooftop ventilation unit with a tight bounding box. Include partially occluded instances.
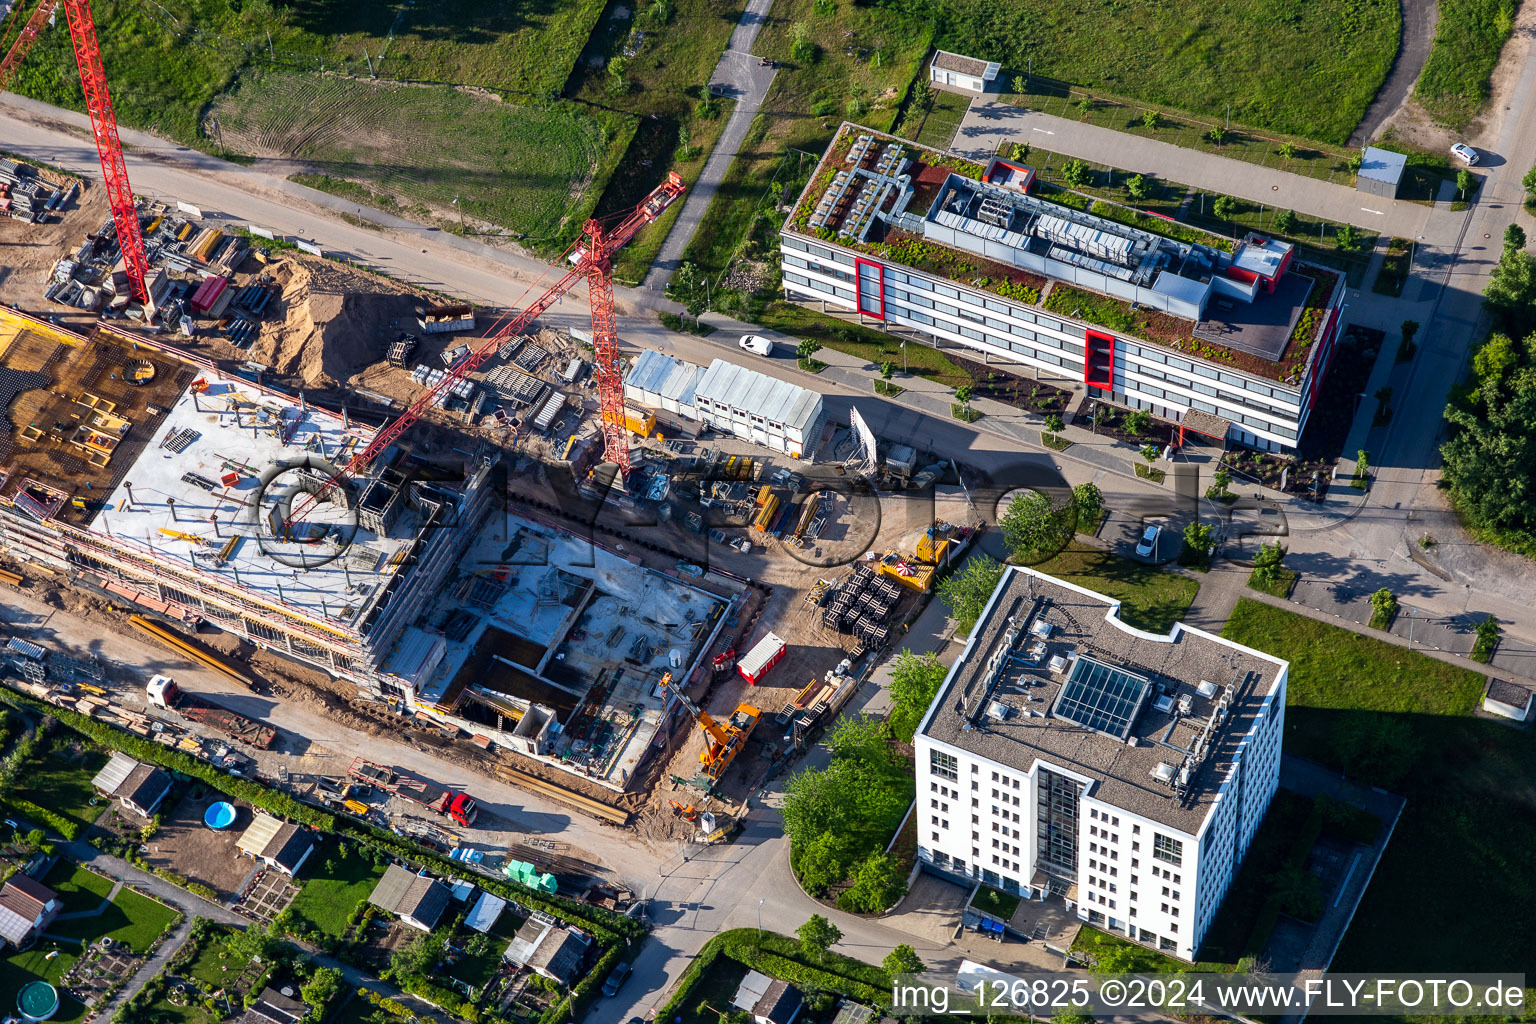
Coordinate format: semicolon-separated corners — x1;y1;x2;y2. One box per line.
1197;680;1219;699
1030;620;1054;638
1151;761;1176;783
987;701;1011;721
1153;694;1175;714
1047;654;1069;674
1178;694;1194;715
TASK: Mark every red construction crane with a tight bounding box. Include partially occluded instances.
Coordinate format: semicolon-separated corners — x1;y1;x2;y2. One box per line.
283;171;686;532
0;0;152;307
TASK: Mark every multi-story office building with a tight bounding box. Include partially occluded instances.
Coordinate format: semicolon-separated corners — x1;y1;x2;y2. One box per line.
780;124;1347;452
913;566;1288;960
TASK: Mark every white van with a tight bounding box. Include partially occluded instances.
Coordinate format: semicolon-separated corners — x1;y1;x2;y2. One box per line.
738;334;774;356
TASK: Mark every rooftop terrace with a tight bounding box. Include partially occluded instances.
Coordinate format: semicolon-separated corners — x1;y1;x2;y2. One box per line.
785;124;1337;384
921;567;1285;833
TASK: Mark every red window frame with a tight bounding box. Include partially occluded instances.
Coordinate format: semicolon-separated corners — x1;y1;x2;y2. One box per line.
1085;329;1115;390
854;257;885;320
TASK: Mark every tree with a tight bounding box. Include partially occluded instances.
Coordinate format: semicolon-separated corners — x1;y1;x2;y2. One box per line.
1211;194;1237;221
888;649;948;742
1207;126;1229;146
1075;95;1094;116
1252;542;1287;585
387;931;443;981
797;915;842;963
225;922;281;965
1072;481;1103;526
1473;616;1501;662
1044;412;1065;433
1483;230;1536;336
1060;159;1091;189
1506;223;1527;251
880;360;895;379
1000;491;1071;561
1205;466;1232;501
797;830;859;895
1347;151;1364;173
884;943;925;976
1141;109;1160;130
1140;444;1160;464
1182;521;1215;563
1336;224;1360;251
837;851;906;913
1052;1010;1095;1024
1278;141;1298;160
1124;408;1153;435
1088;942;1152;974
670;260;701;315
1524;163;1536;203
796;338;821;362
790;21;816;63
1369;588;1397;627
954;383;973;409
1011;74;1027;95
1124;174;1150;202
1272;208;1298;235
936;555;1005;642
1456;168;1475;199
300;969;344;1022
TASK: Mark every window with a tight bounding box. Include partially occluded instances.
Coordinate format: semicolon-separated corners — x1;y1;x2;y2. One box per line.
931;750;959;781
1154;834;1183;866
1133;824;1141;835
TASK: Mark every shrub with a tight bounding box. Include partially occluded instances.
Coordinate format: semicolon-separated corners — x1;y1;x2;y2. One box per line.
1472;616;1500;662
1045;412;1065;433
1125;408;1153;435
1141;110;1161;130
1212;194;1238;220
1273;209;1298;235
1060;159;1091;188
790;22;816;63
1252;542;1287;585
4;798;79;839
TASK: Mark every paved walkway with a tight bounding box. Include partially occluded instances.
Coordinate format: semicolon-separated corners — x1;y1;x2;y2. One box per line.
640;0;778;292
950;101;1465;242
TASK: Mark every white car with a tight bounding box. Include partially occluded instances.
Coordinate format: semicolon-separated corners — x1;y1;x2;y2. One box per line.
1134;525;1161;557
738;334;774;356
1450;143;1480;166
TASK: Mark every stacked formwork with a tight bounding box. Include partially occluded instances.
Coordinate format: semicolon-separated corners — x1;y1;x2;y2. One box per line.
820;564;900;646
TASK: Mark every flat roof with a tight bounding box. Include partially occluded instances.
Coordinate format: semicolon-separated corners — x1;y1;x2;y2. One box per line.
1359;147;1407;185
920;566;1286;834
1193;271;1312;361
694;359;821;430
86;355;444;631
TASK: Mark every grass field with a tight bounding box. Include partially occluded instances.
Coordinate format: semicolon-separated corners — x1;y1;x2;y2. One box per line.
0;945;87;1024
677;0;934;295
1028;543;1199;634
756;304;970;386
1413;0;1518;128
1221;600;1532;972
287;840;386;937
937;0;1399;144
213;69;632;247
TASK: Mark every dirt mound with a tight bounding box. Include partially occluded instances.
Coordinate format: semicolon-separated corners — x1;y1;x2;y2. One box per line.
251;256;422;389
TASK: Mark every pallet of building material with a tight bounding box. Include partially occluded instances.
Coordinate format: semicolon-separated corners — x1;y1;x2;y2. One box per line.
513;343;548;372
483;365;548;406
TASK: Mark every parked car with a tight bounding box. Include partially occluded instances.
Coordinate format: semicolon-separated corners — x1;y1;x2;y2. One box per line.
1134;524;1161;557
739;334;774;356
1450;143;1480;166
602;961;633;998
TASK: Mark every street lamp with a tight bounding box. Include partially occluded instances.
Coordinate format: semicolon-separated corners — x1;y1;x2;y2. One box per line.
757;897;765;941
1408;607;1417;648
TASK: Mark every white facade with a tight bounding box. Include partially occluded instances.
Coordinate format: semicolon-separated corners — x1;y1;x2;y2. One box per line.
914;567;1287;961
782;233;1339;451
691;358;823;458
929;51;1001;94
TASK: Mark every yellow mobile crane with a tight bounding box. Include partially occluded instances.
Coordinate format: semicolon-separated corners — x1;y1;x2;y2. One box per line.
659;671;761;791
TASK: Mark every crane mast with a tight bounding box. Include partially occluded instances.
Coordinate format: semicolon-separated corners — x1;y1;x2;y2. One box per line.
1;0;152;308
283;172;686;531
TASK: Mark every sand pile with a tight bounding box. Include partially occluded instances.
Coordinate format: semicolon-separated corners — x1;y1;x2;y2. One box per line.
251;256;422;389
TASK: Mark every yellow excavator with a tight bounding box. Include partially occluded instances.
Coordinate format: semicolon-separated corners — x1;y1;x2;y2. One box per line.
659;671;760;791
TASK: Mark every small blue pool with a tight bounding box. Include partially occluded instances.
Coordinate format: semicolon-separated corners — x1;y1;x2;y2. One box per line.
204;801;237;830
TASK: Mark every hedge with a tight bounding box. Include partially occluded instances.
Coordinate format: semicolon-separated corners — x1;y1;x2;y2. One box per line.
656;930;893;1020
0;691;333;830
5;797;80;839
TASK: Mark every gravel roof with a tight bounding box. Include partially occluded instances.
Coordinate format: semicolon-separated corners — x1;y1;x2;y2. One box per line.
920;567;1287;834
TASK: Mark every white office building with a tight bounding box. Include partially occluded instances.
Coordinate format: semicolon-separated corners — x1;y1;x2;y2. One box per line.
780;125;1347;452
913;566;1288;961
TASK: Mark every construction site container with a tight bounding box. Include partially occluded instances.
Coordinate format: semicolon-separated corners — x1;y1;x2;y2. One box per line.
692;359;822;458
623;349;704;420
625;408;655;437
737;632;786;685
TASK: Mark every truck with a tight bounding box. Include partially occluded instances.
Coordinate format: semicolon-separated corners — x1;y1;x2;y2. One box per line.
347;757;479;827
146;675;277;749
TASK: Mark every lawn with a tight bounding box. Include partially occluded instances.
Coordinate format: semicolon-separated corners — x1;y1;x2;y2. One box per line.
8;742;110;834
42;860;116;913
7;0;606;146
568;0;745;283
49;883;181;953
1028;543;1200;634
971;885;1020;921
1222;600;1531;972
1413;0;1518;129
676;0;934;301
1246;567;1299;598
939;0;1399;144
287;840;386;937
0;945;87;1024
756;303;970;387
213;69;633;249
1071;924;1231;973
